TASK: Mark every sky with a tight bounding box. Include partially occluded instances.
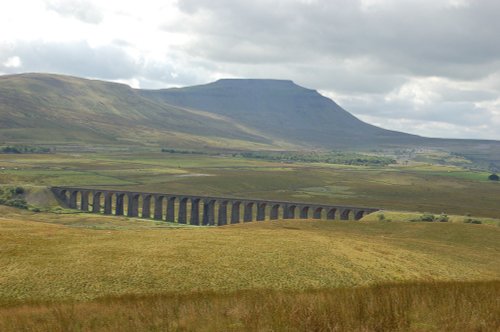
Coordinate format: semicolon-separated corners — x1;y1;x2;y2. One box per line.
1;0;499;140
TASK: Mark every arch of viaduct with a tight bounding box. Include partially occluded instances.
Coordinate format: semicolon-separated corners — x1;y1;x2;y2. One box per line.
51;187;379;226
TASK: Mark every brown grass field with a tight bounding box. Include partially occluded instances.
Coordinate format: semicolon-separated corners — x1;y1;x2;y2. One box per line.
1;281;499;331
1;204;499;331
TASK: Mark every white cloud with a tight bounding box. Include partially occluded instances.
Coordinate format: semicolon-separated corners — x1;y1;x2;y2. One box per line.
3;56;22;68
45;0;103;24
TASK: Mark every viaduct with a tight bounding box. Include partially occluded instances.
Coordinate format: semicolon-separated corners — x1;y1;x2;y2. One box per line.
51;187;379;226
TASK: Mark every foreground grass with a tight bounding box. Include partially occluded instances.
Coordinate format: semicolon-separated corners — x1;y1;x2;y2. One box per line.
1;281;498;331
1;206;499;305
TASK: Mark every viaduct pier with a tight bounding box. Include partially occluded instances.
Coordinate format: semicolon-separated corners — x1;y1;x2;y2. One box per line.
51;187;379;226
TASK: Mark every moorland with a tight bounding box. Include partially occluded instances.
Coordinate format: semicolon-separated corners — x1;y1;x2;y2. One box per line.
1;73;499;331
0;150;499;330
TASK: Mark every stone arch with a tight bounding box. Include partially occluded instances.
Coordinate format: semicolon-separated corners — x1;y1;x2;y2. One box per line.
284;204;297;219
103;192;113;214
244;202;255;222
153;195;165;220
80;191;91;212
166;196;176;222
68;190;78;209
190;198;201;225
92;191;103;213
127;193;140;217
270;204;280;220
257;202;267;221
115;192;125;216
340;209;351;220
327;208;336;220
300;206;310;219
178;197;189;224
313;207;323;219
354;210;365;221
141;194;152;218
202;199;216;225
75;191;84;209
217;200;229;226
50;188;63;206
231;201;241;224
57;189;70;206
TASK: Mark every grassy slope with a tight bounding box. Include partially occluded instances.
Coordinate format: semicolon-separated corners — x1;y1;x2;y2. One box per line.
0;73;279;149
1;206;499;305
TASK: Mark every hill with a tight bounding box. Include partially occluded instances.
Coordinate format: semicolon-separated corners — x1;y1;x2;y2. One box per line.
1;73;500;161
0;73;279;149
141;78;423;148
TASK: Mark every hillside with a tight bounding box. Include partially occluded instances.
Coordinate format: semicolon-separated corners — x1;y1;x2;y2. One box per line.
0;73;278;149
1;205;499;304
1;73;500;158
1;206;498;330
142;79;423;148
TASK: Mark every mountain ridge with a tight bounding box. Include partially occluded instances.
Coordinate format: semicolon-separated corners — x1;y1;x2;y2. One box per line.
141;77;425;148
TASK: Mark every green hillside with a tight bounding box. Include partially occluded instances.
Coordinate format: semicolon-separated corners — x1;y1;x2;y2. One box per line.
0;73;279;148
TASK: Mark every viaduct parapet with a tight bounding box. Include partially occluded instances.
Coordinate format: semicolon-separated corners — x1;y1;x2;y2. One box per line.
51;187;379;226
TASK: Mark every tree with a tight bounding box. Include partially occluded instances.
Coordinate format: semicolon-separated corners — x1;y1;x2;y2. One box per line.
488;174;499;181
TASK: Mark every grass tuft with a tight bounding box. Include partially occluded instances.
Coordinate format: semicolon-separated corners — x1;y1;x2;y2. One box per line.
0;281;498;331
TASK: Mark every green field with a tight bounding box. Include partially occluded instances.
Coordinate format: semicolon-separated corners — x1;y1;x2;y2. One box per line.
1;151;499;217
1;151;499;330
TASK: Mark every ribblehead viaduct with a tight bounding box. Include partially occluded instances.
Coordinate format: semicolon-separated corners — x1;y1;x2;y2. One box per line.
51;187;379;226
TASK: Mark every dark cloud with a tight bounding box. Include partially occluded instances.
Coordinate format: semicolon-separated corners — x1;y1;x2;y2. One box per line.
166;0;500;139
174;0;500;80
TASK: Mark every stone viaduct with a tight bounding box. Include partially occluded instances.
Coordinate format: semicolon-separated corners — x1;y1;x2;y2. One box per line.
51;186;379;226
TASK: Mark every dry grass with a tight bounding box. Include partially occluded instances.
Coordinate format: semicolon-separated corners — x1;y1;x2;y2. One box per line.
1;206;499;330
1;206;499;306
0;281;498;331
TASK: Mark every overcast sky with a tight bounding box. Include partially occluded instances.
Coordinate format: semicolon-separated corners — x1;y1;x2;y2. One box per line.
1;0;499;140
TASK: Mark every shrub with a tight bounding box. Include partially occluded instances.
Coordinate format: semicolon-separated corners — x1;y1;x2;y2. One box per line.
436;214;449;222
0;186;28;210
410;214;447;222
488;174;499;181
6;198;28;209
464;218;482;224
420;214;435;222
377;213;385;221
